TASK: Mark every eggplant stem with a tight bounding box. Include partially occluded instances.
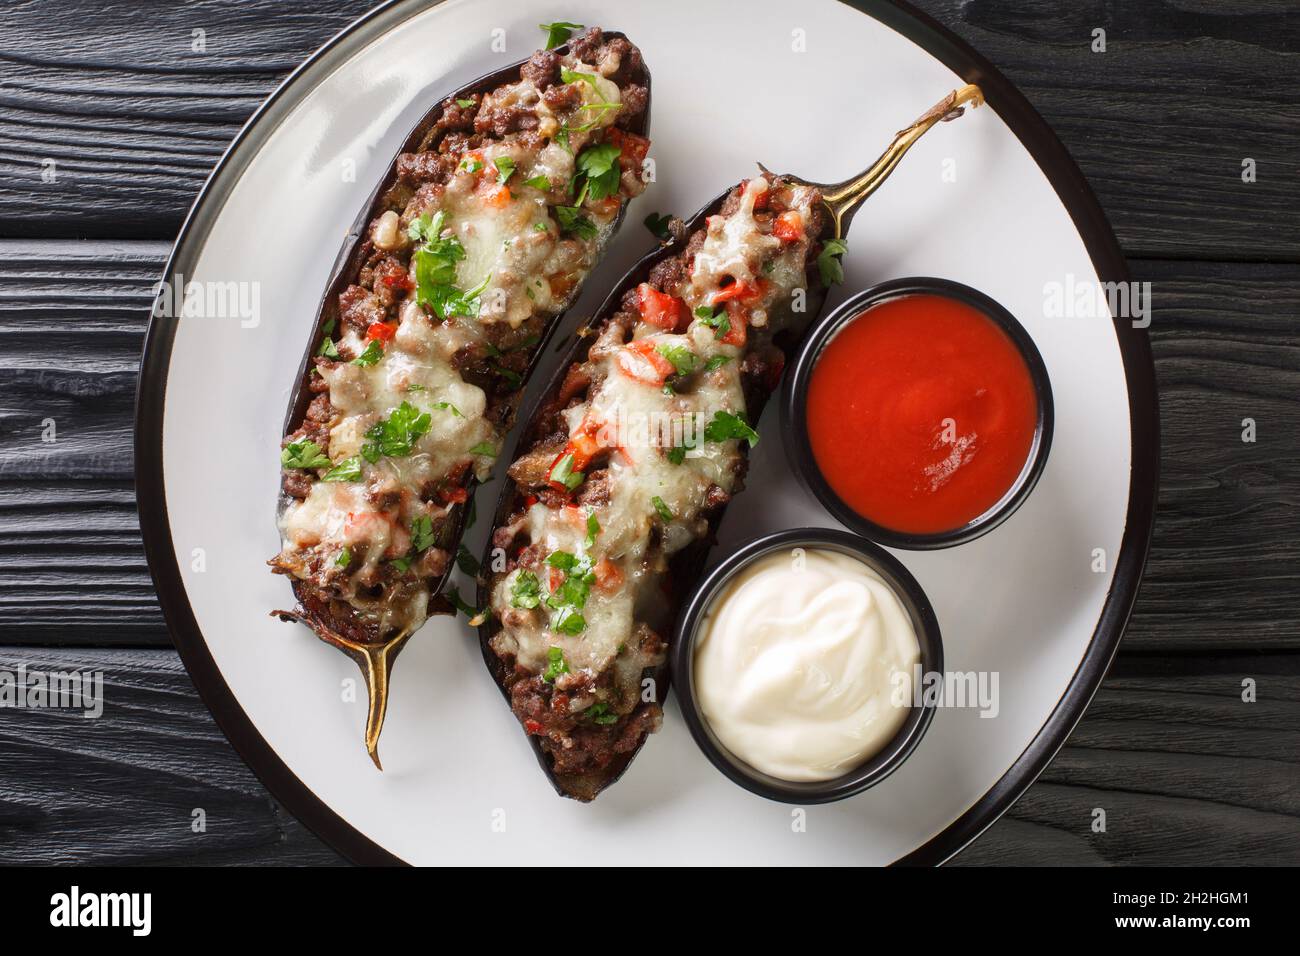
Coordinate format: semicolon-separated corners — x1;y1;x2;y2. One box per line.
312;626;414;769
766;83;984;238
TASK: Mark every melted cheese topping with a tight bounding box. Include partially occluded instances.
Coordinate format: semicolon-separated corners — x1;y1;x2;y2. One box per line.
492;177;821;707
277;51;645;639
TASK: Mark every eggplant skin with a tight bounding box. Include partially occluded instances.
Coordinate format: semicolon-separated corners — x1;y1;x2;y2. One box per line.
270;28;651;657
478;179;833;801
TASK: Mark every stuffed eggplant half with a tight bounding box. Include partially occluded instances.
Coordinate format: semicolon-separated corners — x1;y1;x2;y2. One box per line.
270;26;651;767
479;85;983;801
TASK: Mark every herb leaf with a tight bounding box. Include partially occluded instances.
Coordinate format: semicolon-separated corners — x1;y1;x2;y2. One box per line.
644;212;673;240
320;456;363;482
455;97;475;109
543;645;570;681
540;21;582;49
554;205;597;241
362;401;432;460
351;340;383;366
446;586;487;625
584;511;600;550
651;495;674;522
511;570;542;609
656;342;697;376
704;409;760;447
410;514;435;552
575;142;622;201
469;441;497;458
281;439;331;470
524;174;551;190
817;238;848;286
493;156;516;185
584;702;619;725
455;544;479;576
336;546;352;568
551;606;587;636
694;304;731;339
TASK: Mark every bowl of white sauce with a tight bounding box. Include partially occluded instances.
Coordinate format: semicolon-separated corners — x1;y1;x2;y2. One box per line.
671;529;942;803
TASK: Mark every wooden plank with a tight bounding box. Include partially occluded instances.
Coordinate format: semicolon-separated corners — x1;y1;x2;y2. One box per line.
5;242;1296;651
952;653;1300;865
0;646;1291;865
1130;259;1300;651
0;239;166;481
0;0;1295;258
0;647;343;865
913;0;1300;262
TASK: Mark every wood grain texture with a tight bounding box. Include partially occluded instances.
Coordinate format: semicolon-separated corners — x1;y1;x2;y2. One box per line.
0;0;1296;868
0;0;1295;259
5;243;1296;652
0;648;344;865
0;646;1291;865
952;654;1300;865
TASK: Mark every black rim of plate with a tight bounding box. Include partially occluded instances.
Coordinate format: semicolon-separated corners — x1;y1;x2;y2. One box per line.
133;0;1159;867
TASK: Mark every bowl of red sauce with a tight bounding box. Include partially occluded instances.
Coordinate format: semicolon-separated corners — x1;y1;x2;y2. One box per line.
782;278;1053;549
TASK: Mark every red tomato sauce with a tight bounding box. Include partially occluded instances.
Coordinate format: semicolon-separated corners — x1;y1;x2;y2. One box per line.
805;293;1038;535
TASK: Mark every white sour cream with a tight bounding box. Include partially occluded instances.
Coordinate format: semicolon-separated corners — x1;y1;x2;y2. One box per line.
693;548;921;782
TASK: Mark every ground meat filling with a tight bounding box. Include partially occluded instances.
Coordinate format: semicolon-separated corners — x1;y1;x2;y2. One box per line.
274;28;649;645
487;176;828;782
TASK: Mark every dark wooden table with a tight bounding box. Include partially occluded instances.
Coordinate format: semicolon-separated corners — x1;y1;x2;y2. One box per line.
1;0;1296;866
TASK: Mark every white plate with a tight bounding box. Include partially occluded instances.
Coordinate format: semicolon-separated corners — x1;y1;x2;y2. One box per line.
137;0;1157;865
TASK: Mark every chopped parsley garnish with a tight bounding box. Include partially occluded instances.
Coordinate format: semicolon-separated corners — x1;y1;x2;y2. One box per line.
410;514;435;552
411;210;489;319
703;354;732;372
524;174;551;190
584;511;600;550
320;456;363;482
548;453;584;491
584;702;619;725
281;439;331;470
555;205;597;241
656;342;698;376
695;304;731;339
643;212;673;240
459;158;484;174
446;586;487;625
351;339;384;366
542;646;570;681
336;546;352;568
511;570;542;609
551;606;587;636
543;551;595;635
316;319;340;359
493;156;516;185
455;97;475;109
432;401;463;417
540;21;582;49
704;409;760;447
651;496;674;522
667;432;697;465
492;363;522;387
574;142;622;201
389;555;412;573
469;441;497;457
817;238;848;286
361;401;432;461
455;544;479;576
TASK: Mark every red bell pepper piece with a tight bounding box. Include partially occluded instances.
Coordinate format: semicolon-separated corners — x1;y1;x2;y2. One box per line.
616;338;676;386
636;283;686;331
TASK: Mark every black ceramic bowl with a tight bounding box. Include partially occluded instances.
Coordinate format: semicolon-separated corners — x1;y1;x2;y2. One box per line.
671;528;943;804
781;278;1054;550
